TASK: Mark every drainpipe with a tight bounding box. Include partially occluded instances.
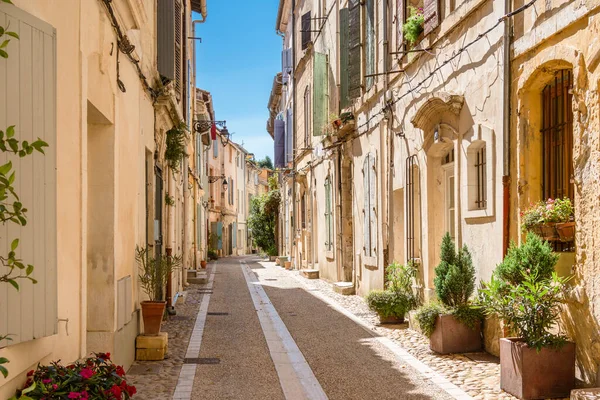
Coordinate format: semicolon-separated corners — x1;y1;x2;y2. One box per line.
502;0;512;256
183;154;190;287
336;148;344;279
383;0;393;269
291;0;297;267
166;168;175;309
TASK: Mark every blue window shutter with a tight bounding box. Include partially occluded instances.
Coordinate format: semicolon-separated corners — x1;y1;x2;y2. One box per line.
217;222;223;250
274;119;286;167
313;52;327;136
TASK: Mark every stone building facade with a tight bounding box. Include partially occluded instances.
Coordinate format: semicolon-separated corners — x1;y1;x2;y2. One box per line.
273;0;600;385
0;0;205;396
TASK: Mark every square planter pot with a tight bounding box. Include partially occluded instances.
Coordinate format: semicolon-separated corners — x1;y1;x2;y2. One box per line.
500;338;575;399
429;314;482;354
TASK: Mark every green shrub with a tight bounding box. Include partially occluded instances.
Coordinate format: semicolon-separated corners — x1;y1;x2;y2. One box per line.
415;302;483;337
433;233;475;308
366;290;410;319
495;232;558;285
403;6;424;47
207;249;218;261
386;262;419;310
480;271;569;350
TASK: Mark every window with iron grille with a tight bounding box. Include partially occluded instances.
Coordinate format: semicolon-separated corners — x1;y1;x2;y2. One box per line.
541;69;574;251
475;146;486;210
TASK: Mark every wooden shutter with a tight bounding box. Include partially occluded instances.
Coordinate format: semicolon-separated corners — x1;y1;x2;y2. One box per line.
232;222;237;250
216;222;223;249
363;158;371;256
274;119;285;167
157;0;175;80
0;4;57;345
301;11;311;50
365;0;375;90
396;0;404;50
285;109;293;163
369;154;377;256
348;0;361;99
423;0;440;36
313;52;327;136
174;0;182;100
339;8;350;109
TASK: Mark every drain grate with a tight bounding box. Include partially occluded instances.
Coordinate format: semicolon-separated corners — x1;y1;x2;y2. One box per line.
184;358;220;365
207;312;229;316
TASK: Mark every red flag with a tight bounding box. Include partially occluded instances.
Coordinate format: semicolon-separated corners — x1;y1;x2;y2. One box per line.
210;122;217;141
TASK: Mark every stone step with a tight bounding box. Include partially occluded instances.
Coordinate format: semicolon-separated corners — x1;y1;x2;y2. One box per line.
333;281;355;295
301;269;319;279
571;389;600;399
188;270;208;284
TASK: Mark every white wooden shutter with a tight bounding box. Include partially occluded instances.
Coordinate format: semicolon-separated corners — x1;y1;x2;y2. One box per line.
363;157;370;256
0;4;57;346
369;154;377;257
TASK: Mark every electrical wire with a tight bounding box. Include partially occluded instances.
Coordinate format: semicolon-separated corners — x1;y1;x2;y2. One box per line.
354;0;538;135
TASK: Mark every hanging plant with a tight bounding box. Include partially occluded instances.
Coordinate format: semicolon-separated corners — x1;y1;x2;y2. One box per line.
164;121;188;172
403;6;425;47
165;192;175;207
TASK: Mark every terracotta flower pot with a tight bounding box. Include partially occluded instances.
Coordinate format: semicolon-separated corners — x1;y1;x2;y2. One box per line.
500;338;575;399
200;260;207;269
284;261;292;270
379;315;405;324
556;221;575;242
537;223;559;241
429;314;482;354
141;301;166;336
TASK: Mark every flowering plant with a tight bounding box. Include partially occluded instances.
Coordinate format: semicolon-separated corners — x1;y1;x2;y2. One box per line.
403;6;425;46
521;198;573;231
10;353;136;400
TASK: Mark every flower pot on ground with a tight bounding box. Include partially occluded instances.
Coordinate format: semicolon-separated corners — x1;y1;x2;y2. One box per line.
284;261;292;269
415;234;483;353
500;338;575;399
479;234;574;399
200;260;207;269
135;246;182;336
366;262;419;324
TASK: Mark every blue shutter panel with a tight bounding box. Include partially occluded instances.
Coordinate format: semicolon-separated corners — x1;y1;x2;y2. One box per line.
274;119;286;167
313;52;327;136
217;222;223;250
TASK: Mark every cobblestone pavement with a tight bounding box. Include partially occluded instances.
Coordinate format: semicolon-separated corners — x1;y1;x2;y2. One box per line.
126;271;207;400
281;263;570;400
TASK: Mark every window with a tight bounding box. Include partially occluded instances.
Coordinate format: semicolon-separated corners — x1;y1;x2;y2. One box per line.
304;86;311;148
467;142;487;211
324;176;333;252
301;193;307;229
365;0;375;89
363;154;377;258
542;70;573;202
474;146;486;209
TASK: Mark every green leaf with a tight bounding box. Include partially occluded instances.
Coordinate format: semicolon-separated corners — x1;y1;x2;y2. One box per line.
5;31;18;39
7;279;18;290
0;364;7;378
26;264;33;275
0;357;8;364
0;39;9;49
10;238;18;250
8;171;14;184
8;139;18;152
21;382;36;394
29;277;37;284
0;27;4;36
2;0;14;4
18;149;25;157
0;161;12;175
0;49;7;58
6;126;14;139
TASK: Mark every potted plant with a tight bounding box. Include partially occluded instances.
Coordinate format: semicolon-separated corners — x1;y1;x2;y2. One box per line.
415;233;483;354
366;262;418;324
11;353;136;399
135;247;182;336
403;6;425;48
200;259;207;269
207;248;218;261
521;197;574;242
479;233;574;399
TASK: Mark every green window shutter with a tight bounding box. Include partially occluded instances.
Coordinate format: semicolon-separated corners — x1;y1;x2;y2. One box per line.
348;0;362;99
365;0;375;90
216;222;223;250
313;52;328;136
340;8;350;109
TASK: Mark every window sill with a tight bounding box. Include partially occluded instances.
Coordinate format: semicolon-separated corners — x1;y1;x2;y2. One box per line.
326;250;334;260
363;255;378;269
464;208;494;221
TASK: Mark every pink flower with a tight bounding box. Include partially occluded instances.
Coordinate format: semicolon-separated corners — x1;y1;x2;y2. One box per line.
42;378;52;384
68;393;81;399
80;368;94;379
546;204;553;210
52;384;58;390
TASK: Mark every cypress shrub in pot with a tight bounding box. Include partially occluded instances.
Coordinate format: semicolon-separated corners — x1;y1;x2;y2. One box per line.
415;233;483;354
479;233;574;399
135;247;182;336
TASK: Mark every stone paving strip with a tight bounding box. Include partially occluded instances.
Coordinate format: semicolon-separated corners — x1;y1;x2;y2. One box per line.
259;260;519;400
171;263;217;399
241;260;328;400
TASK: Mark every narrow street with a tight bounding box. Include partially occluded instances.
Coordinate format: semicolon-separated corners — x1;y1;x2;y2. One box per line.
131;256;461;400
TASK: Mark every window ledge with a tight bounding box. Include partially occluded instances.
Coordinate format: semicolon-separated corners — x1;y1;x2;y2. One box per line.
464;208;494;221
363;255;378;269
326;250;335;260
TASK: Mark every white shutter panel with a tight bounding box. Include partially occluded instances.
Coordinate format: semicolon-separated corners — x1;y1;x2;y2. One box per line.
369;154;377;256
363;157;370;256
0;4;57;346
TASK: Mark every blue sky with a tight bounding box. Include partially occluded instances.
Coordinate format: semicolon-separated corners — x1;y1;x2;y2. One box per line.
193;2;280;161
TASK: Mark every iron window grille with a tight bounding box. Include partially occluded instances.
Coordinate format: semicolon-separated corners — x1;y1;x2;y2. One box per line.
475;146;486;209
